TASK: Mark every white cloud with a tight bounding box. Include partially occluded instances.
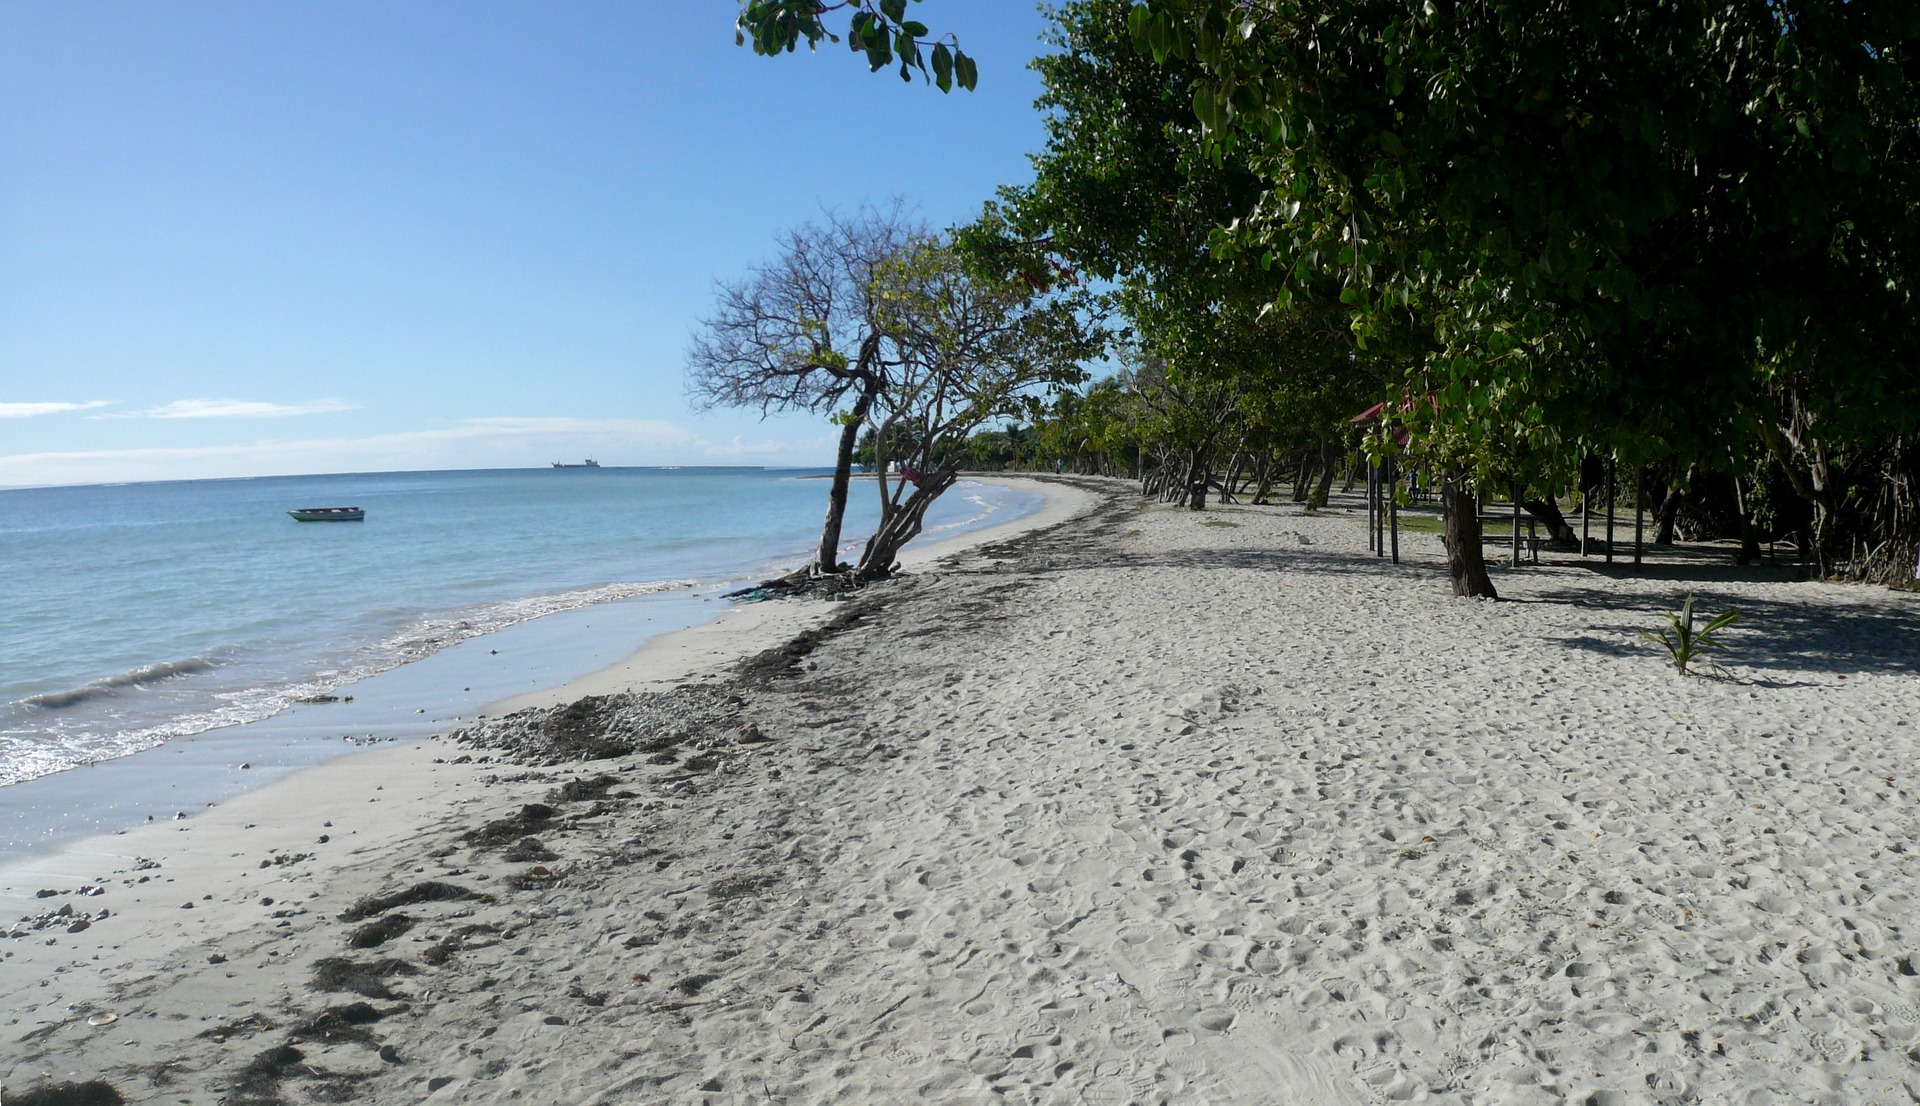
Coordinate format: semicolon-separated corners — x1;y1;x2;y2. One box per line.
123;398;358;419
0;416;833;488
0;400;110;418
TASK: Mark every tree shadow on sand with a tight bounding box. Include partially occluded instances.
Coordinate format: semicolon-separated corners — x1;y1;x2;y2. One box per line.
954;507;1920;680
1525;582;1920;679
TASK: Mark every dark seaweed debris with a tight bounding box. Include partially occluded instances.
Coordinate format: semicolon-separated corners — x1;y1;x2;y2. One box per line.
548;773;624;803
339;881;484;922
447;686;743;766
419;923;499;967
501;836;558;862
200;1013;275;1043
289;1003;387;1046
226;1044;305;1105
309;957;419;1000
1;1081;125;1106
346;913;415;949
462;804;557;847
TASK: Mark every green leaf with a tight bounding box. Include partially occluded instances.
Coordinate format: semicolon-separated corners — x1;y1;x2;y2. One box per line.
932;42;953;92
956;51;977;91
881;0;907;24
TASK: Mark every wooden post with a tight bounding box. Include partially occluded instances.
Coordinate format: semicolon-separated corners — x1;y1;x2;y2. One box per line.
1388;456;1400;565
1374;460;1390;556
1605;455;1617;564
1511;482;1523;568
1634;464;1646;571
1581;465;1591;557
1366;462;1377;552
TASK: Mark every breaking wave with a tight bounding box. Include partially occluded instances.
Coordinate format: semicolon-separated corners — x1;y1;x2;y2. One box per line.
20;657;218;710
2;579;697;787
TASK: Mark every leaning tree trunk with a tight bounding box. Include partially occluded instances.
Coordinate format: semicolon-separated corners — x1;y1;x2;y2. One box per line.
1307;439;1339;508
814;386;876;573
1251;456;1275;505
1654;464;1694;545
855;469;957;580
1181;447;1211;505
1523;498;1578;544
1440;474;1499;599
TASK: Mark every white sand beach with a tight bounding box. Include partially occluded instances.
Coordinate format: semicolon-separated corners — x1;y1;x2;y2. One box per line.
4;477;1917;1105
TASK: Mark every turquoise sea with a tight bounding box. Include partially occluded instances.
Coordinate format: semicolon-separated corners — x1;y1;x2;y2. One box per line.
0;467;1037;793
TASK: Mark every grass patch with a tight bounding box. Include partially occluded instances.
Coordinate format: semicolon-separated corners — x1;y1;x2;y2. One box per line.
1201;519;1240;528
1392;514;1446;533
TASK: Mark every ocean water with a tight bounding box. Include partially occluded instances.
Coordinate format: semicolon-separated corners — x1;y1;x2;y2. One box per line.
0;467;1037;789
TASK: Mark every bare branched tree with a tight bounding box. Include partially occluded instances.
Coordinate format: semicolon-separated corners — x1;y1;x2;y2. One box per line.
687;203;923;572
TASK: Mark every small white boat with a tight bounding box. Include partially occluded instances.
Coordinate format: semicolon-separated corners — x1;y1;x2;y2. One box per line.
288;506;365;522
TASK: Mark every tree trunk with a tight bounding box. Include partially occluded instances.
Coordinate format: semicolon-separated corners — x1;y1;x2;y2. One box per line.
814;387;876;572
1181;448;1211;507
1654;464;1693;545
1251;456;1275;505
1731;474;1762;566
1523;498;1577;544
1308;439;1338;508
855;469;956;579
1291;449;1313;502
1441;475;1499;599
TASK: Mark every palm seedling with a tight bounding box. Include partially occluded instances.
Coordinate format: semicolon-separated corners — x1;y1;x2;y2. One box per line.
1641;591;1742;675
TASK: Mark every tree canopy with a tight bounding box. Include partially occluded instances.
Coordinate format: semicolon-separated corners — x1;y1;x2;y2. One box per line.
1131;0;1920;463
1113;0;1920;586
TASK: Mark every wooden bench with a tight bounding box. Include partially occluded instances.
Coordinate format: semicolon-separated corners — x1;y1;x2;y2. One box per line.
1478;513;1543;564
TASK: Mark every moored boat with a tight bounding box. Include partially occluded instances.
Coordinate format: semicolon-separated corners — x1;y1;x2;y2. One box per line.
288;506;365;522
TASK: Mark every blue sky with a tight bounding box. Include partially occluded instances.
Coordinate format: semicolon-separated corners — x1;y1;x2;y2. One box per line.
0;2;1056;486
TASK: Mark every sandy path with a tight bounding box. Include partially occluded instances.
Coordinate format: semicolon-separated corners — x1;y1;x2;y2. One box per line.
5;480;1918;1105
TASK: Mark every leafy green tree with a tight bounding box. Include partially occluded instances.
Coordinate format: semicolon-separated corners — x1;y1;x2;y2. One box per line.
999;0;1393;509
1132;0;1920;590
854;234;1101;577
735;0;976;90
